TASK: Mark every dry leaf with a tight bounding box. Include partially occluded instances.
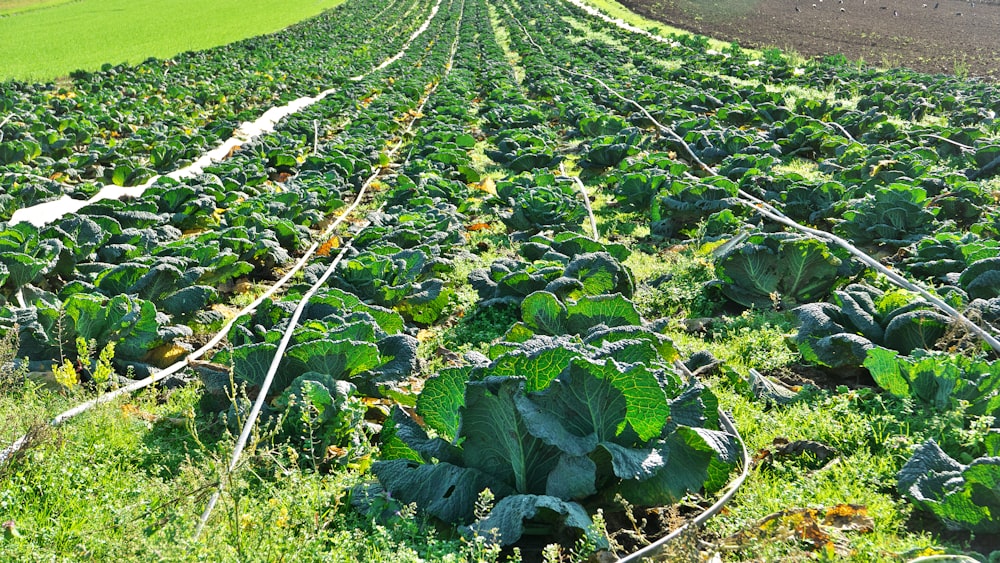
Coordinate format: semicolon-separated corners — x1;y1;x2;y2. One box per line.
326;445;348;459
472;177;496;195
823;504;874;533
121;404;158;423
722;504;871;556
317;236;340;257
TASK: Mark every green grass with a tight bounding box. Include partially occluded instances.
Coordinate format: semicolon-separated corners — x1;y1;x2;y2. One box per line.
578;0;733;51
0;0;345;81
0;0;77;17
0;379;493;561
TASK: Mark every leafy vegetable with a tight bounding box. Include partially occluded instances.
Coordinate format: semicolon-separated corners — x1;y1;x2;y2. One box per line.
494;174;586;235
795;285;951;368
372;331;735;546
898;440;1000;533
864;348;1000;415
709;232;848;309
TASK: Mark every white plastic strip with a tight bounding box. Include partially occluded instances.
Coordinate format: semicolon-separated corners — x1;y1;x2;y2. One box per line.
1;0;452;470
193;0;464;535
0;159;373;465
559;164;599;241
563;0;679;46
7;0;444;228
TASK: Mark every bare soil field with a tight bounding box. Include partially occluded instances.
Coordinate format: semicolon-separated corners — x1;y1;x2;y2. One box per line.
619;0;1000;80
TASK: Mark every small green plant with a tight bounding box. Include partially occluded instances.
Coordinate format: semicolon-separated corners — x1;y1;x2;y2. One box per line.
466;488;503;563
273;374;369;470
51;337;117;391
953;57;970;80
0;328;24;394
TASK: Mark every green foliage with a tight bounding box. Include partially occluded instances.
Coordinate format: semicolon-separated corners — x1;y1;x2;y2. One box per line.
898;440;1000;533
471;251;633;309
485;131;561;172
835;185;939;249
579;128;644;169
864;348;1000;415
494;174;586;235
210;287;419;410
520;291;641;337
273;373;368;467
373;331;732;547
709;232;847;309
334;246;453;324
795;285;951;369
650;176;740;240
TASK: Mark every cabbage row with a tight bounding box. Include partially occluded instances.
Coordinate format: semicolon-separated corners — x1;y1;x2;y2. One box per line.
5;0;1000;546
488;0;1000;536
0;0;434;216
0;0;460;378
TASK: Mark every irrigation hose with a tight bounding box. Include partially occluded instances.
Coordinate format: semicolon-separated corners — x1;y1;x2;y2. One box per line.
0;158;373;466
194;0;465;535
0;0;459;468
559;164;599;241
615;408;750;563
194;240;356;538
506;3;1000;356
907;556;981;563
610;360;752;562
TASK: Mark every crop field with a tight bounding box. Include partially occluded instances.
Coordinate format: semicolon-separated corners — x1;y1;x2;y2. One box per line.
0;0;346;81
620;0;1000;81
2;0;1000;560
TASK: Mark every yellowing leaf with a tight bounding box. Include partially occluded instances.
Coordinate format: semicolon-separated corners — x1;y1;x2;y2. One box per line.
317;236;340;257
472;177;496;195
121;404;158;422
145;343;188;367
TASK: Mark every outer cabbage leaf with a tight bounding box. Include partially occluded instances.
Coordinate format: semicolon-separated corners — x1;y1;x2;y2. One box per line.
459;377;560;494
372;460;514;525
565;294;641;334
618;427;740;505
464;494;598;547
899;440;1000;533
864;348;1000;415
713;232;843;308
416;366;472;439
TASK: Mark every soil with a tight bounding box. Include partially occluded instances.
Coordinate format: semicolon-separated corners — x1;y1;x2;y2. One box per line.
767;363;875;390
618;0;1000;81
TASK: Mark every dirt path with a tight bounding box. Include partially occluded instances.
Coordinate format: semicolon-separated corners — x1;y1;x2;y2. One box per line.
619;0;1000;81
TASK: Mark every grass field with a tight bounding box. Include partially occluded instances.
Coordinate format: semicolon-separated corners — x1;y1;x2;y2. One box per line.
0;0;345;81
0;0;78;17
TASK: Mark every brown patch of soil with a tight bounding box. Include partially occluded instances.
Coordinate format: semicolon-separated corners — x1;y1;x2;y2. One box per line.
619;0;1000;80
767;363;874;390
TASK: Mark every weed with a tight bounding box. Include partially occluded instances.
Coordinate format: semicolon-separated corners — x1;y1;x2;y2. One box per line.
0;327;24;394
467;488;504;562
953;56;971;80
444;301;520;353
